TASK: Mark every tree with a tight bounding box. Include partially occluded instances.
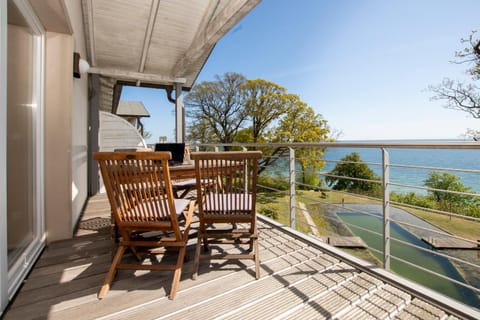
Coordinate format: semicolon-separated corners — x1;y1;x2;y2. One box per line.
272;97;331;187
454;30;480;79
185;118;217;143
185;72;248;144
325;152;381;196
429;78;480;119
241;79;289;143
142;129;152;141
429;31;480;139
423;171;472;210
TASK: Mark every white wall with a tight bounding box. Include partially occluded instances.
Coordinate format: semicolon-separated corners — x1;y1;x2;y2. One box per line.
99;111;147;152
44;31;73;242
64;0;89;229
0;0;8;314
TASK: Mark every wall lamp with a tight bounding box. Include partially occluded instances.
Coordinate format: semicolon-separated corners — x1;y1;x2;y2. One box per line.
73;52;90;78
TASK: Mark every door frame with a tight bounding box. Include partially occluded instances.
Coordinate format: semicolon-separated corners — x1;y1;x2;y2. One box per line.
0;0;46;314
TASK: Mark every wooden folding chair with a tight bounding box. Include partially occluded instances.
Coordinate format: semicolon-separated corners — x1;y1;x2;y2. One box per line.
93;151;194;300
190;151;262;280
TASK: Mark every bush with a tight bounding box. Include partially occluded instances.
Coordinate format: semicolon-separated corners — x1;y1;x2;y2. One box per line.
391;192;435;209
258;172;289;191
325;152;381;197
258;204;278;219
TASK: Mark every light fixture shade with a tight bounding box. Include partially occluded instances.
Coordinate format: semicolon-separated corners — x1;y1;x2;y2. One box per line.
79;58;90;74
73;52;91;78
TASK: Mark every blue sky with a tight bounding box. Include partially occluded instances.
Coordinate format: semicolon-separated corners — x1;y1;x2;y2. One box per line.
121;0;480;143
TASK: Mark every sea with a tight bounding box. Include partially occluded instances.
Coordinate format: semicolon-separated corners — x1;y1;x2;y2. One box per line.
319;139;480;194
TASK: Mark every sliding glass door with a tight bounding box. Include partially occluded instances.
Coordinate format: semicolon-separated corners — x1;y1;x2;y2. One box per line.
1;0;45;314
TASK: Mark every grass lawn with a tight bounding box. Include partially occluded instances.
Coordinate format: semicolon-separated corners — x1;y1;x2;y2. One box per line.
400;207;480;241
258;189;479;242
257;190;382;264
257;189;479;288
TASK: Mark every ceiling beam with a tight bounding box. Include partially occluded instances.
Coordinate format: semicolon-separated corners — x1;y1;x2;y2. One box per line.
88;67;178;85
171;0;260;77
82;0;96;66
138;0;159;74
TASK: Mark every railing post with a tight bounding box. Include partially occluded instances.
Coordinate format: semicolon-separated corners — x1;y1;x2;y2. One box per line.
382;148;390;270
289;147;296;229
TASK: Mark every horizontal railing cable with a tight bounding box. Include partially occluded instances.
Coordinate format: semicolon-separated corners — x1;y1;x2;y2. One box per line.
389;181;480;198
194;141;480;308
389;162;480;175
389;200;480;222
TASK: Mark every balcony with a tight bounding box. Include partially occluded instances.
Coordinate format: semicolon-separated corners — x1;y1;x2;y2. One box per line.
3;142;480;319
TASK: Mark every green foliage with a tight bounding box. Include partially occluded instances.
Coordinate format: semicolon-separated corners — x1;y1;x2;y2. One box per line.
186;118;217;143
258;172;289;191
186;72;334;186
234;127;254;143
301;171;321;189
325;152;381;196
185;72;248;143
423;171;472;210
389;172;480;218
390;192;435;209
271;97;331;186
241;79;290;143
464;203;480;218
271;96;330;144
186;72;333;144
258;204;279;220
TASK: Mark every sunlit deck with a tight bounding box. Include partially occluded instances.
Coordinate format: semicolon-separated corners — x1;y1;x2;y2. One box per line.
3;194;478;320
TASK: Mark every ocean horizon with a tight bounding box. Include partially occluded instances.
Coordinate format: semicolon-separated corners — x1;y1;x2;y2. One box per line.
322;139;480;194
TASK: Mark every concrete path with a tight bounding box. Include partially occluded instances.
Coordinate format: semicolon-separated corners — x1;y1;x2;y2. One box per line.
299;202;320;237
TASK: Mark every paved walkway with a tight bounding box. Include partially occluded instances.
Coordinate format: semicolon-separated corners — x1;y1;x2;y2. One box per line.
299;202;320;237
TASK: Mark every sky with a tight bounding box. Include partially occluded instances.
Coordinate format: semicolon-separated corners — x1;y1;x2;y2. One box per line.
121;0;480;143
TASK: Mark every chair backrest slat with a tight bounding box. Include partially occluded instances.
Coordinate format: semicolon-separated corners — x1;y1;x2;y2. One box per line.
94;152;180;237
192;151;262;222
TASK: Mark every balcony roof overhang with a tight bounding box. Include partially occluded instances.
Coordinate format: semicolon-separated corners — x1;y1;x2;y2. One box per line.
27;0;260;142
80;0;260;90
28;0;260;89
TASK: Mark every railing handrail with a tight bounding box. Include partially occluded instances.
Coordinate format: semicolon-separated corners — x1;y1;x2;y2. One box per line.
192;141;480;310
192;141;480;149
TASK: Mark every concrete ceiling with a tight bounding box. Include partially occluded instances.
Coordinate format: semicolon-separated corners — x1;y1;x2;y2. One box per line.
81;0;261;90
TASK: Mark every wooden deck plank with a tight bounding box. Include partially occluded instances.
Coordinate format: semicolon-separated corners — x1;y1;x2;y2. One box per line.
393;298;447;320
40;241;322;320
3;195;478;320
14;227;298;320
20;255;111;292
337;283;410;320
117;255;339;320
26;253;112;280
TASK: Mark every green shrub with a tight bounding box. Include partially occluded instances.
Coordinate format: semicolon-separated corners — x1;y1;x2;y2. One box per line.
258;172;289;191
258;204;279;219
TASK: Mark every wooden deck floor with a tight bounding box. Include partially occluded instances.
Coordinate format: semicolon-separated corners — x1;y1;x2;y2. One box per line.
3;194;478;320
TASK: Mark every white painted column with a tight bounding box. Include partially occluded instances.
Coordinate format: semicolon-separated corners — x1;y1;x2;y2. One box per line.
382;148;391;271
0;0;8;314
174;80;185;143
289;147;296;229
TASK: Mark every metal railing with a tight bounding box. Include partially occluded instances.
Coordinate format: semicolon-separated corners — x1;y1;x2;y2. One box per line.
191;141;480;309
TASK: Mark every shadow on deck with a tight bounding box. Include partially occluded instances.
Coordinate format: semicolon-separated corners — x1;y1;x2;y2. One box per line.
3;194;479;319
